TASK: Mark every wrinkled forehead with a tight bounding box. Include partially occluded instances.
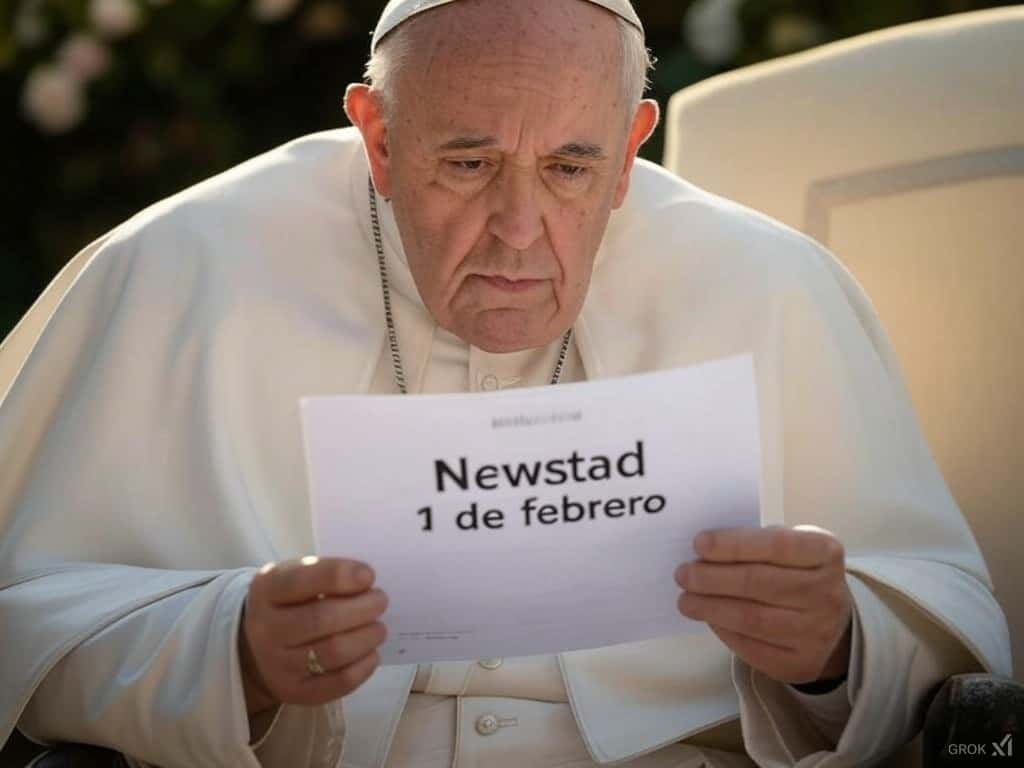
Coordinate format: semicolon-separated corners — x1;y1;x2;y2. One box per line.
390;2;629;134
373;0;643;53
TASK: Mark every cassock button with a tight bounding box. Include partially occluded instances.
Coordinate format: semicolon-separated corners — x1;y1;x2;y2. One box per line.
478;658;503;670
475;713;500;736
481;374;500;391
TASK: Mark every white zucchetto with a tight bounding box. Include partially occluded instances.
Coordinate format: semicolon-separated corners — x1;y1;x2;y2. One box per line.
372;0;644;53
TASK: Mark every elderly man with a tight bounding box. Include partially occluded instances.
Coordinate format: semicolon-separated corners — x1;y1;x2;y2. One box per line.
0;0;1011;766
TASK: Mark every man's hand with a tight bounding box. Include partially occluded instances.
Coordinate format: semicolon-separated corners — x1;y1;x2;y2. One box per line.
240;556;388;716
675;526;853;685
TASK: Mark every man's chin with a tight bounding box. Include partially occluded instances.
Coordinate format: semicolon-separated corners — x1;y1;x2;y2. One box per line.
456;309;563;354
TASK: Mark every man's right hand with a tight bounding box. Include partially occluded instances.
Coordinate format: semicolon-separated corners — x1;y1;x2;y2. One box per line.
239;556;388;715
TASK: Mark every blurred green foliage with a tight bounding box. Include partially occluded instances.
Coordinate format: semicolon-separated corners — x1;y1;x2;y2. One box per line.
0;0;1013;338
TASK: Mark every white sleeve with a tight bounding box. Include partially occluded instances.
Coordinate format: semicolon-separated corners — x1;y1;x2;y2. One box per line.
783;682;852;749
732;571;984;767
18;569;345;768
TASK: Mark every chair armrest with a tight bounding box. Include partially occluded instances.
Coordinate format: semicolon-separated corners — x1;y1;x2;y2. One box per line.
922;673;1023;765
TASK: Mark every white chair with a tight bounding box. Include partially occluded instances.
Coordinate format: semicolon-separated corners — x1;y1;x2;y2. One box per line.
0;235;108;403
666;9;1024;763
665;6;1024;680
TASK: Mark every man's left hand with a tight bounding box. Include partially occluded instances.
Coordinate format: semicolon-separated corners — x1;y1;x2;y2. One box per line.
675;526;853;685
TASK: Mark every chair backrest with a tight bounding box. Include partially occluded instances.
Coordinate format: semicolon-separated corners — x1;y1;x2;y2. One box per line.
665;7;1024;676
0;234;109;405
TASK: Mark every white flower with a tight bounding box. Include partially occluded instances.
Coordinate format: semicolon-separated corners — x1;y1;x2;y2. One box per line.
58;34;112;83
21;64;87;135
683;0;745;65
90;0;142;39
251;0;301;23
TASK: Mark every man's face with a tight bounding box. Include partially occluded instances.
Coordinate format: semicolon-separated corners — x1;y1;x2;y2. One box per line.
361;0;653;353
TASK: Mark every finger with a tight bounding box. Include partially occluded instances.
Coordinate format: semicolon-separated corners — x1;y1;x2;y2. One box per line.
275;589;389;647
707;625;813;684
675;561;828;608
296;650;381;705
301;622;388;675
677;592;805;648
258;557;376;605
693;527;843;568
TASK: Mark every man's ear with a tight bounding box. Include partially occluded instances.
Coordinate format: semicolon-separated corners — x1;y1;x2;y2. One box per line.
344;84;392;198
612;99;660;209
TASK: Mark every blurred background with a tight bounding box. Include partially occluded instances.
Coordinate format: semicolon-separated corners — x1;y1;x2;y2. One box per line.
0;0;1016;339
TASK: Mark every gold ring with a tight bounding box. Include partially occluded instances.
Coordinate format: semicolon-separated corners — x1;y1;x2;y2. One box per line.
306;647;326;676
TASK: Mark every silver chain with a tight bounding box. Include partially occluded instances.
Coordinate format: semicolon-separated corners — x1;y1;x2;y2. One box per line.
369;176;572;395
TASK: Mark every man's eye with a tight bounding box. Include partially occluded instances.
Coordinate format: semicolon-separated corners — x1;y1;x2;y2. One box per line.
448;160;487;172
552;164;589;180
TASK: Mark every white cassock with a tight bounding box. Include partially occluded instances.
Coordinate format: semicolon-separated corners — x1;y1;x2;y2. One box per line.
0;129;1011;768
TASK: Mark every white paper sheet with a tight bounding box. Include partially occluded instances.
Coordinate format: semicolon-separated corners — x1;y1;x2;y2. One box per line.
301;354;761;664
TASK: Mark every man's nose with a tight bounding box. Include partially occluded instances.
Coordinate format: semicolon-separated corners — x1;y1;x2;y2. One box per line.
487;168;545;252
